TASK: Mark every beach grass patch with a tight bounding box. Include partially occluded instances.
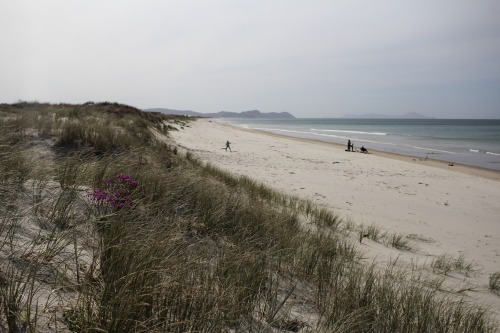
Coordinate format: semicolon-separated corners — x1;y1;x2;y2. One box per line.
431;254;475;276
385;233;413;251
0;102;497;333
490;272;500;294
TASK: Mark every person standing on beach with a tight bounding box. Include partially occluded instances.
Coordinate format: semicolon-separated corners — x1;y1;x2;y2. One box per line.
225;140;232;152
347;140;352;152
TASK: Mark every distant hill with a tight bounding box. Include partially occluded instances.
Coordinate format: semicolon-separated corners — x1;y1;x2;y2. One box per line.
342;112;433;119
144;108;295;119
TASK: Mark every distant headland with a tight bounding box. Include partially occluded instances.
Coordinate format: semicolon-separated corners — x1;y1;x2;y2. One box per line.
144;108;295;119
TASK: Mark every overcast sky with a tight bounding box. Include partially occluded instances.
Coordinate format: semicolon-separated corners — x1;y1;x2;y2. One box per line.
1;1;500;118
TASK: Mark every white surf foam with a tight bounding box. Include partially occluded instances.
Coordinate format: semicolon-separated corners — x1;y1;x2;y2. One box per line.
311;129;387;136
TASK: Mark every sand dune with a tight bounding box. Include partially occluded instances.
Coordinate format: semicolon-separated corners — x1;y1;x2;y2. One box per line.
171;118;500;316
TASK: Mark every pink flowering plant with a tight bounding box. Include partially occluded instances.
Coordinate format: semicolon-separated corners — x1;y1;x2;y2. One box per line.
88;173;140;212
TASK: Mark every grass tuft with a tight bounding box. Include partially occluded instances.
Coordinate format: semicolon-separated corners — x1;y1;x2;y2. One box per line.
431;254;475;276
385;233;413;251
0;102;497;332
489;272;500;294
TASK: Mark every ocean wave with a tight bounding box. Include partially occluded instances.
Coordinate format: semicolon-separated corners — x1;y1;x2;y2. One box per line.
469;149;500;156
252;127;396;146
252;128;313;136
311;129;387;136
310;133;398;146
411;146;459;154
250;127;488;156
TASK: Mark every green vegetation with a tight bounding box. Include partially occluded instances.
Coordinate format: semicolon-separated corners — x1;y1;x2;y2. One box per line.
0;102;497;332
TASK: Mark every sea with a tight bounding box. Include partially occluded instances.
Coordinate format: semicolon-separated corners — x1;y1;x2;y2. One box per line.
223;118;500;171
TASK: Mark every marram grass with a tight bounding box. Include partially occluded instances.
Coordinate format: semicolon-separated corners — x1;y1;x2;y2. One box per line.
0;102;497;332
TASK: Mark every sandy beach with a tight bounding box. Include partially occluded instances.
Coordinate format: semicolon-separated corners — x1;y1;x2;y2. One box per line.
171;118;500;316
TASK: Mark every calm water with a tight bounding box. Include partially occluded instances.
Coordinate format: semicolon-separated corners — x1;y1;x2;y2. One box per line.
224;118;500;171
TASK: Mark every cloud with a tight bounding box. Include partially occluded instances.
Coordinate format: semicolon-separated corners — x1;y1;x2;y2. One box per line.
1;0;499;118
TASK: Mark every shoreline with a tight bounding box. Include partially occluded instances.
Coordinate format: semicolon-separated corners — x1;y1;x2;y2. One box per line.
241;125;500;181
171;118;500;317
218;117;500;174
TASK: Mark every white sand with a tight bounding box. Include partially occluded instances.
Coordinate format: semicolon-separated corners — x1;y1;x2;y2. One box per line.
171;118;500;315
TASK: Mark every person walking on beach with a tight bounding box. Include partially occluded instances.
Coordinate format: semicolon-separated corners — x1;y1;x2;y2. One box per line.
225;140;232;152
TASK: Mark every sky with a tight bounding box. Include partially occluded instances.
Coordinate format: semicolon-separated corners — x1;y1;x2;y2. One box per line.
1;1;500;118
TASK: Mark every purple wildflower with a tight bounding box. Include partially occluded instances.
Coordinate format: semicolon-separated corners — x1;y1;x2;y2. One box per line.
88;173;140;209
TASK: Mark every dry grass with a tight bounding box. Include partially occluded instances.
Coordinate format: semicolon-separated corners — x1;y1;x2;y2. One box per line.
0;102;497;332
490;272;500;295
